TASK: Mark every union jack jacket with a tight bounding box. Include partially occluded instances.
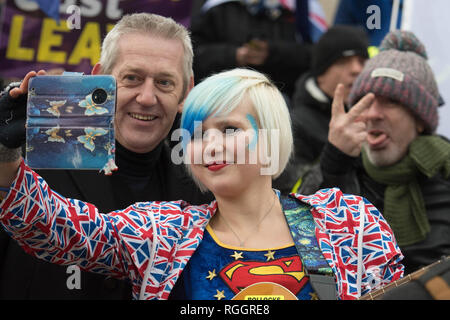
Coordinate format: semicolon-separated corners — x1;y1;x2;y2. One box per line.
0;160;404;299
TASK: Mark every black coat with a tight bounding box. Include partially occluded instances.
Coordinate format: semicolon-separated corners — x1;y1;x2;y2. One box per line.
190;0;311;97
0;141;213;299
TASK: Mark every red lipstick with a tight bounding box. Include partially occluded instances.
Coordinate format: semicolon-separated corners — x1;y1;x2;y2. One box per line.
206;163;229;171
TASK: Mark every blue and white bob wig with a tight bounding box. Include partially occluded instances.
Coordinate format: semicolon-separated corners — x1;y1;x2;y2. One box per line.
180;68;293;186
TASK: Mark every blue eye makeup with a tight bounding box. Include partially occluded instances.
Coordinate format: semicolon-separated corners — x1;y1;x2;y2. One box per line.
246;114;258;150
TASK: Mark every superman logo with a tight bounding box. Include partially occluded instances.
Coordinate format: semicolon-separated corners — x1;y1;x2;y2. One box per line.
219;256;308;295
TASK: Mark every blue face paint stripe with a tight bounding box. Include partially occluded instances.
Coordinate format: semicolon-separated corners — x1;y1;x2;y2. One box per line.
246;114;258;151
180;75;248;155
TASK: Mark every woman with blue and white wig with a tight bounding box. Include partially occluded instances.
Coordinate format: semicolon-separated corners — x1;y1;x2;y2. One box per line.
0;68;404;300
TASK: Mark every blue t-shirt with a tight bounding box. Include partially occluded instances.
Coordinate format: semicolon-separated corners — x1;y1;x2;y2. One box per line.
173;225;316;300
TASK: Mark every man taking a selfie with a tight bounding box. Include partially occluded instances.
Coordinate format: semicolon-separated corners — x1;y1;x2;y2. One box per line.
0;13;212;300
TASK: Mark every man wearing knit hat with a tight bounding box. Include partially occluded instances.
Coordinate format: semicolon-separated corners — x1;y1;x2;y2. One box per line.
301;30;450;277
273;25;369;194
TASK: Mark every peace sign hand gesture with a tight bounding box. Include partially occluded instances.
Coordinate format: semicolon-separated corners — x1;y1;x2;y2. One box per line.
328;83;375;157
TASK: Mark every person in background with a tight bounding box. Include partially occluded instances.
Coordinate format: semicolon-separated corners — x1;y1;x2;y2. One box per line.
301;30;450;275
189;0;312;100
0;13;212;300
273;25;368;194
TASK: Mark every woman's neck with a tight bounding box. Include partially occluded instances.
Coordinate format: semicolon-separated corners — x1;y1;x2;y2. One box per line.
214;185;276;225
210;182;292;249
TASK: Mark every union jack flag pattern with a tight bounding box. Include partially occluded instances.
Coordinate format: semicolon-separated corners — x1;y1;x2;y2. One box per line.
297;190;404;299
0;161;404;299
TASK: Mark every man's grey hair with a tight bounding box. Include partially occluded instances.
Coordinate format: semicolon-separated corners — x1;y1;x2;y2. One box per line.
99;13;193;97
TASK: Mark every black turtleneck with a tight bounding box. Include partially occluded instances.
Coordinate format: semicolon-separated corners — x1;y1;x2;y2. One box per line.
112;140;165;202
115;140;163;177
110;139;213;207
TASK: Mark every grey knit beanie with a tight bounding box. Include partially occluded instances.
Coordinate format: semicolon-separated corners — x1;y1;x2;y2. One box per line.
348;30;441;133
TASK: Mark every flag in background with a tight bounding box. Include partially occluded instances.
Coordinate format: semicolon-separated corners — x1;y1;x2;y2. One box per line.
296;0;328;43
279;0;296;11
31;0;60;23
201;0;328;43
308;0;328;42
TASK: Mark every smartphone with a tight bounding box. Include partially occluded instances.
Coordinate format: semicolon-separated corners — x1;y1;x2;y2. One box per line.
26;74;116;171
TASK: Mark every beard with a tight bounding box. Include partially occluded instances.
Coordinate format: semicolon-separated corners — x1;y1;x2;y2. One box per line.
362;141;408;167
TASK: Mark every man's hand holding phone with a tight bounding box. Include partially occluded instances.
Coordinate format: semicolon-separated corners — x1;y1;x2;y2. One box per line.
0;70;46;149
0;70;45;194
